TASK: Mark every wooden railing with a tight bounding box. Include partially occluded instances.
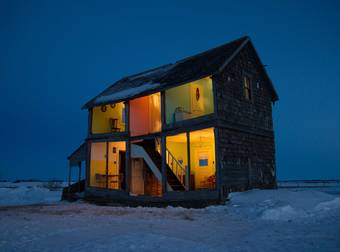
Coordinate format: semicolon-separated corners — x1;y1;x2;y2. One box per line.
166;149;186;188
155;138;187;189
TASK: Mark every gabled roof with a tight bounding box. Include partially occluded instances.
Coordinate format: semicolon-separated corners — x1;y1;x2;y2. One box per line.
83;36;278;109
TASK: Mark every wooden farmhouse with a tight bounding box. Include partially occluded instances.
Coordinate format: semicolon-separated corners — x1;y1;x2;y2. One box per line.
64;36;279;206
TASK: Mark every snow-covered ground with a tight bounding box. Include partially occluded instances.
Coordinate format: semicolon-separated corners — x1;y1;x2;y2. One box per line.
0;183;340;251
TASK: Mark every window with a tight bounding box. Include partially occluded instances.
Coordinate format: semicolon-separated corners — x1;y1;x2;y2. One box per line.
165;77;214;125
243;76;252;100
166;133;189;191
91;102;126;134
89;141;126;190
129;92;161;136
189;128;216;190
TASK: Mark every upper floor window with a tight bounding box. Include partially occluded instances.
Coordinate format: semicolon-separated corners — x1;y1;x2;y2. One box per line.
243;76;252;100
165;77;214;125
129;92;161;136
91;102;126;134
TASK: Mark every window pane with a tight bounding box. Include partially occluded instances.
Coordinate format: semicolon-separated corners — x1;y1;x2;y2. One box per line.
166;133;188;191
90;142;107;188
244;76;251;100
129;93;161;136
189;128;216;190
165;77;214;124
92;102;125;134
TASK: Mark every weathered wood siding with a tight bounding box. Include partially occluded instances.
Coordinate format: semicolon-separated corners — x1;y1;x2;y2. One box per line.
213;42;277;192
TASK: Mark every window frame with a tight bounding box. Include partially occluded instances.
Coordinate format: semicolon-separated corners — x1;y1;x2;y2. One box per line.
243;74;253;101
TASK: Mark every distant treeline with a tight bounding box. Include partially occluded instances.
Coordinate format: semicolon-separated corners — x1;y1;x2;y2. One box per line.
279;179;340;183
9;179;65;183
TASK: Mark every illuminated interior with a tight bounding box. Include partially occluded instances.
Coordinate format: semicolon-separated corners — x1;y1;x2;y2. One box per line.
166;133;189;190
165;77;214;124
89;142;106;188
89;141;126;190
108;142;126;189
129;138;162;197
129;92;161;136
165;128;216;190
91;102;125;134
189;128;216;190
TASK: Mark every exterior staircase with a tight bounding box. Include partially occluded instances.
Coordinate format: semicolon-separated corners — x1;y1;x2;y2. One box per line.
62;179;85;201
135;140;186;191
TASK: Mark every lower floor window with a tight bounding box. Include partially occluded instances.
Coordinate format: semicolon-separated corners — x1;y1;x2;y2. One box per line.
189;128;216;190
166;127;216;191
89;128;216;192
89;141;126;190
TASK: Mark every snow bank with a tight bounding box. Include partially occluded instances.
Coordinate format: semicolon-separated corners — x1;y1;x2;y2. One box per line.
0;182;63;206
315;197;340;211
227;189;340;221
261;205;307;221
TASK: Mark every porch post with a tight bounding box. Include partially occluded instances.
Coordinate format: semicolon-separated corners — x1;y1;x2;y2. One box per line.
68;163;71;193
78;162;82;192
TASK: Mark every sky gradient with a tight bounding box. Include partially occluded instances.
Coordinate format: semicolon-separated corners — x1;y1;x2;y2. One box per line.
1;0;339;181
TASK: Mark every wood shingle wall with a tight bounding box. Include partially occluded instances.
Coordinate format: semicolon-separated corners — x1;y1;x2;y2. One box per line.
213;42;277;193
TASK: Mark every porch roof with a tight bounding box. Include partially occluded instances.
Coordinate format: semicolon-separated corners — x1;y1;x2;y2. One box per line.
68;143;87;167
82;36;278;109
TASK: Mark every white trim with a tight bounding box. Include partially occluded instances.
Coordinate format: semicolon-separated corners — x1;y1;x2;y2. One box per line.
131;144;173;191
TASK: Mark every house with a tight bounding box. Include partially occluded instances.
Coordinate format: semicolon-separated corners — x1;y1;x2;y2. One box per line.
64;36;279;206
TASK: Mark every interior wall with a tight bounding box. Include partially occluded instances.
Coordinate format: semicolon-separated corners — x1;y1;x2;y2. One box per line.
166;140;188;169
190;128;216;190
92;102;125;134
107;141;126;189
129;93;161;136
89;141;126;190
89;142;107;188
165;77;214;124
166;133;188;190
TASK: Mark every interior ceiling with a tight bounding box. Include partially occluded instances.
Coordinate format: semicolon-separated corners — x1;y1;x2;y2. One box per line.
167;128;214;143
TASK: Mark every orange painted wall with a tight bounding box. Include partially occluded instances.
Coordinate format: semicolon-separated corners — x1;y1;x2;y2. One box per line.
130;96;149;136
129;93;161;136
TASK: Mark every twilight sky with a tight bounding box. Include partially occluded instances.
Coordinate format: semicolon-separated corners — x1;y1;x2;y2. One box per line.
1;0;339;181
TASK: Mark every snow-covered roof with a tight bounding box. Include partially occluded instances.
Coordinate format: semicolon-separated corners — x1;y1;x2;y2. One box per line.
82;36;278;109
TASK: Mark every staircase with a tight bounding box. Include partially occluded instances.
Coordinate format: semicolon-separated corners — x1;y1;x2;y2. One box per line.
135;140;186;191
62;179;85;201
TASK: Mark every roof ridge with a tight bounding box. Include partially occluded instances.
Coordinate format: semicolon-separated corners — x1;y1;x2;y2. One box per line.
175;36;249;64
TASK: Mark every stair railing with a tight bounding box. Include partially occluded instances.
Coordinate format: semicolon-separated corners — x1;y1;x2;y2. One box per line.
155;138;187;189
166;149;186;188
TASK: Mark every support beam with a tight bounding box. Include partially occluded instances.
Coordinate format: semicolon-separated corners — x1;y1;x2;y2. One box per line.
105;142;109;189
161;135;167;194
214;127;222;199
124;101;130;193
186;132;191;191
125;140;131;193
160;91;167;193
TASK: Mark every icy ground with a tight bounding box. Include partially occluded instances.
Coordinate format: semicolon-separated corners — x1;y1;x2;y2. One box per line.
0;183;340;251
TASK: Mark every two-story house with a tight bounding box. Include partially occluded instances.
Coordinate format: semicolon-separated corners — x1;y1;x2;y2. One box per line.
65;36;279;206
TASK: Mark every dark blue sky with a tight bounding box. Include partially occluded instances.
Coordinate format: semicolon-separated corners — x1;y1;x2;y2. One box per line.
1;0;339;181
